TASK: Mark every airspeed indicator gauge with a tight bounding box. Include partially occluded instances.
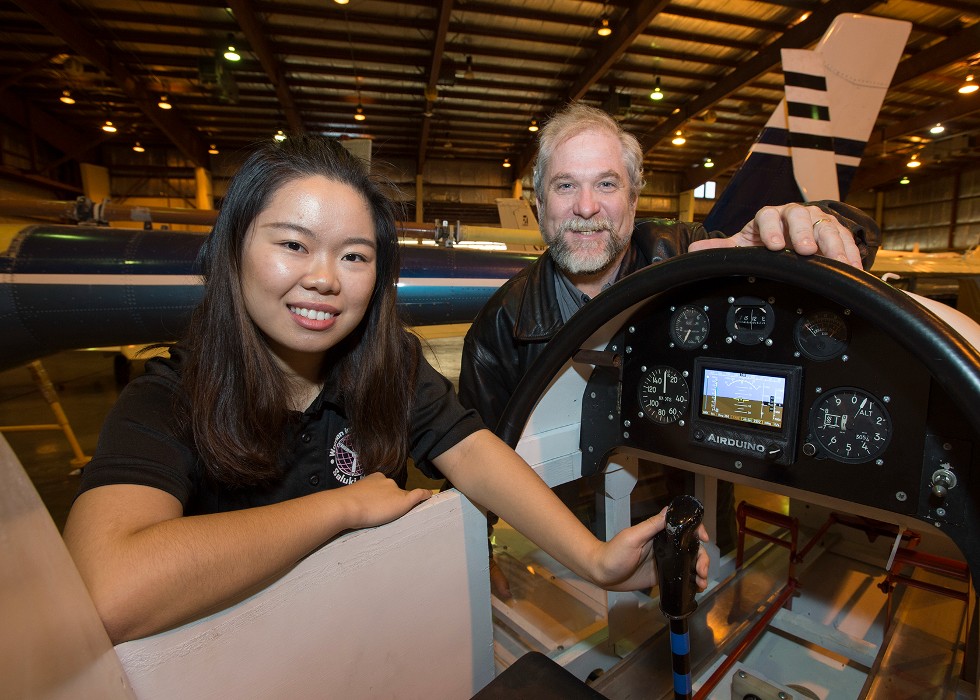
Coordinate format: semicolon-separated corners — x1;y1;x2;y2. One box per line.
638;366;690;425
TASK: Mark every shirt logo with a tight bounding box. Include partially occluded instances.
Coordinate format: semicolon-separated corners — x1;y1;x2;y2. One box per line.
330;427;362;485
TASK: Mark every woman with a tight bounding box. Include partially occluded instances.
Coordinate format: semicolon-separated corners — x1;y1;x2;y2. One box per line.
64;135;708;644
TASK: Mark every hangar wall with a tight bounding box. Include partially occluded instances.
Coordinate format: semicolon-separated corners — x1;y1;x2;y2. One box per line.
871;162;980;252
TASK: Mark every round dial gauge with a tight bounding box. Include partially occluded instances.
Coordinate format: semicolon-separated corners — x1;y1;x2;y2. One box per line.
810;388;892;463
795;311;848;361
638;366;690;425
726;298;774;345
669;305;710;349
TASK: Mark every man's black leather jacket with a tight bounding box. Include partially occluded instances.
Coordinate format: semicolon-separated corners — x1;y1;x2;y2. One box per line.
458;201;880;431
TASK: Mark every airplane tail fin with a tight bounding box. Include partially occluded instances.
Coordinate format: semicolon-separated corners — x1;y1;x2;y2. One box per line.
702;14;911;235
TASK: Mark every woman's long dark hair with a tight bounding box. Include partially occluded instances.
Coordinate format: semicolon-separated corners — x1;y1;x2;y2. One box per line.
182;135;419;486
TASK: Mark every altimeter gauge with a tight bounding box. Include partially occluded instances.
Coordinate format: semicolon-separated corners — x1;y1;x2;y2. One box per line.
809;388;892;463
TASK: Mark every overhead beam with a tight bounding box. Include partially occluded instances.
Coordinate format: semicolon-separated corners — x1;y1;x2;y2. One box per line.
867;92;980;148
514;1;670;181
11;0;209;167
0;90;105;168
417;0;454;170
227;0;304;134
889;23;980;87
565;0;670;104
635;0;878;155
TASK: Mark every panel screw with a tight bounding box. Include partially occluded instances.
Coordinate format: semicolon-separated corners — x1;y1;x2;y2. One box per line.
896;491;907;501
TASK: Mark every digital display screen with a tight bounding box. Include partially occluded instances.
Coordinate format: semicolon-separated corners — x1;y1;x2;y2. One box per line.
700;367;786;429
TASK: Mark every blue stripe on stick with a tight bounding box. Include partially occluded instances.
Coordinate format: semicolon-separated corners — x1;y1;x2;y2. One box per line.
673;670;692;695
670;629;690;654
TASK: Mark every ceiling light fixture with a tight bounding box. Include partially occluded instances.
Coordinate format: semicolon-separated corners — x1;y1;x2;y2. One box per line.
464;55;474;80
333;0;349;4
959;75;978;94
157;94;172;110
354;103;366;121
102;120;117;133
208;144;220;155
906;153;921;168
528;119;538;132
671;130;686;146
703;155;714;168
60;89;75;105
597;16;612;37
274;129;287;142
650;76;663;101
223;34;241;62
132;141;145;153
502;158;511;168
900;175;910;185
929;123;945;134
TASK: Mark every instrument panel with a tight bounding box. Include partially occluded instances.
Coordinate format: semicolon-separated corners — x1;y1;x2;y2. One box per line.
579;275;973;521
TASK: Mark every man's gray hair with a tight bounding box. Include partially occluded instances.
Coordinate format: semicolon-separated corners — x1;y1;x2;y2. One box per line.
532;102;646;201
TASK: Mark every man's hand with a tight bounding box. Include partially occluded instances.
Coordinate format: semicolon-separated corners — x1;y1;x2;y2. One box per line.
689;203;863;269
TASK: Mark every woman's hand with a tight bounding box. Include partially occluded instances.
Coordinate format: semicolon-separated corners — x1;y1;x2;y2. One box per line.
590;506;710;592
341;472;433;529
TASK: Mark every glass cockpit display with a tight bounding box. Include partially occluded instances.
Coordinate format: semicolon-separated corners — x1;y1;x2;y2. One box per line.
700;366;786;429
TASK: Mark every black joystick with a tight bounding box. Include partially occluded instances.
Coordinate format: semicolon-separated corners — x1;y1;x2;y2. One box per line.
652;494;704;700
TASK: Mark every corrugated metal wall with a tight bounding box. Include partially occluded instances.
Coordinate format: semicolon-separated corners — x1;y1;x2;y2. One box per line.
873;163;980;252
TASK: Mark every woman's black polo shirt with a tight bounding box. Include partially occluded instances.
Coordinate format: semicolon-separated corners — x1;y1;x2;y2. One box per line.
78;347;485;515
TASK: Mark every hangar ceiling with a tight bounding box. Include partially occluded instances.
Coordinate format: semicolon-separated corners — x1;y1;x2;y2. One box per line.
1;0;979;196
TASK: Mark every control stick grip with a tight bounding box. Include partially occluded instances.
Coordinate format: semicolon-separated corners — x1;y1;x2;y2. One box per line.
653;495;704;620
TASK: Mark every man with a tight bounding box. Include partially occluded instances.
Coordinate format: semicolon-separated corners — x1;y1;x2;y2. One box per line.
458;102;880;598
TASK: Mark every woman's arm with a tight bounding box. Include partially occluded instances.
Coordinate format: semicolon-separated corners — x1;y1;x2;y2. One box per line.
63;474;431;644
434;429;709;591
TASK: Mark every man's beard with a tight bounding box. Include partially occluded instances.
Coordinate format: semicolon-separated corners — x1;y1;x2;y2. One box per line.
544;217;628;276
